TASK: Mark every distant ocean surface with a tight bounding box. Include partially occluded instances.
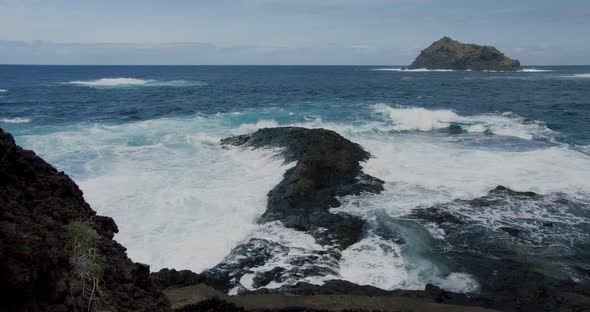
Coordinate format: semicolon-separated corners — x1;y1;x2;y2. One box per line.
2;65;590;292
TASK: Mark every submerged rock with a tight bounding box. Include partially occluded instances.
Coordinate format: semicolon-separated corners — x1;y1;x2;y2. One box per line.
0;128;171;311
409;37;521;71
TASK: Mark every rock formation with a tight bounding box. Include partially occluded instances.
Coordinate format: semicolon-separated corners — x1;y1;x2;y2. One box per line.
0;128;171;312
202;127;384;292
409;37;521;71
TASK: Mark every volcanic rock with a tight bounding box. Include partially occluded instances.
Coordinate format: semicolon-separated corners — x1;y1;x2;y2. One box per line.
409;37;521;71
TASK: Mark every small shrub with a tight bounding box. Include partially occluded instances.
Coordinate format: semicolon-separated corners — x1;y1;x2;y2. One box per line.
65;221;107;312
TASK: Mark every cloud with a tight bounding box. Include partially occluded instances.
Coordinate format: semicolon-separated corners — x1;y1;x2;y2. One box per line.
0;39;587;65
0;40;411;65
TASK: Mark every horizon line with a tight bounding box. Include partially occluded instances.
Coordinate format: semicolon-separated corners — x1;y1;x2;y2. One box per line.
1;64;589;67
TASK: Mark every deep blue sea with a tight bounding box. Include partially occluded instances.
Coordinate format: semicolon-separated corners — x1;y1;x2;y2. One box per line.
1;65;590;292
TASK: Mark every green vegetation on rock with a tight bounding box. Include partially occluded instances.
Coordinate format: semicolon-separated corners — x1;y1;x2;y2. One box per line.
65;221;108;312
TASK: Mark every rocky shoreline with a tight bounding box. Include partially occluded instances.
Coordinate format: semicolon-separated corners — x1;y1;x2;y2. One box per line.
2;126;590;311
0;128;170;311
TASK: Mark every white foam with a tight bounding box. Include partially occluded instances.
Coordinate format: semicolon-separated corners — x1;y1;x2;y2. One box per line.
371;104;554;140
67;78;207;88
572;73;590;78
69;78;152;86
0;89;7;93
372;104;459;131
14;111;590;294
332;135;590;222
339;235;479;293
0;117;31;124
520;68;553;72
238;221;337;290
17;116;289;273
373;68;455;72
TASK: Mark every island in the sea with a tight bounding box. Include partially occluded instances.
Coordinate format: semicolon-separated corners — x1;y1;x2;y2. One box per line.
409;37;521;71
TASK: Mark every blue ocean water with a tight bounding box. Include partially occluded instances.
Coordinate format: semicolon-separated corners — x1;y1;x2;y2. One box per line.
1;65;590;292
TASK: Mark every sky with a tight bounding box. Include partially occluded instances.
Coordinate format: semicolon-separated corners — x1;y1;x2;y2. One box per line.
0;0;589;65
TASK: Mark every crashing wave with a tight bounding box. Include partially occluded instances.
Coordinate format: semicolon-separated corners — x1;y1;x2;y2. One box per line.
371;104;554;141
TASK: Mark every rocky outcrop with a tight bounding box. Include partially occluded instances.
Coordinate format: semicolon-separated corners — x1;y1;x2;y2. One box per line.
0;128;171;312
221;127;383;248
409;185;590;311
409;37;521;71
200;127;384;292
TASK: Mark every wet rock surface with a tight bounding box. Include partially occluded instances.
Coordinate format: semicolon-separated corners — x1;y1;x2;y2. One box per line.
408;185;590;311
409;37;521;71
0;128;171;312
221;127;383;248
201;127;384;292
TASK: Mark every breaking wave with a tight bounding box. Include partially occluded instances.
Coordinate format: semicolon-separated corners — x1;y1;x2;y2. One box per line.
520;68;553;73
371;104;554;141
67;78;207;88
0;117;31;124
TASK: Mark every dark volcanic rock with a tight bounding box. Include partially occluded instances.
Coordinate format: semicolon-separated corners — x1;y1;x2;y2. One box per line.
222;127;383;248
409;185;590;311
201;127;384;292
409;37;521;71
155;268;205;289
0;128;171;312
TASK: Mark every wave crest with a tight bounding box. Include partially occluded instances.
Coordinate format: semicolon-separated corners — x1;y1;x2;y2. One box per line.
67;78;208;88
372;104;554;141
0;117;31;124
520;69;553;73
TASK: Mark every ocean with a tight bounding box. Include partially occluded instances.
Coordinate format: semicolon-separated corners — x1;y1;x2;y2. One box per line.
1;65;589;293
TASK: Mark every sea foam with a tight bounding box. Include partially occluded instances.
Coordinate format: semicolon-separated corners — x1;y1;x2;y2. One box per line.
0;117;31;124
520;68;553;73
371;104;554;141
17;116;289;273
372;68;455;72
67;78;207;88
69;78;152;86
14;110;590;293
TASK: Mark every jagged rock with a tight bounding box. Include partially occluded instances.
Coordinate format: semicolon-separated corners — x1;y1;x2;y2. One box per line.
408;185;590;311
409;37;521;71
204;128;384;292
222;127;384;248
0;128;171;312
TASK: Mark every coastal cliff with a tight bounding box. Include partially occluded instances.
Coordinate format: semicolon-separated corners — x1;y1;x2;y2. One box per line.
0;128;171;311
409;37;521;71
